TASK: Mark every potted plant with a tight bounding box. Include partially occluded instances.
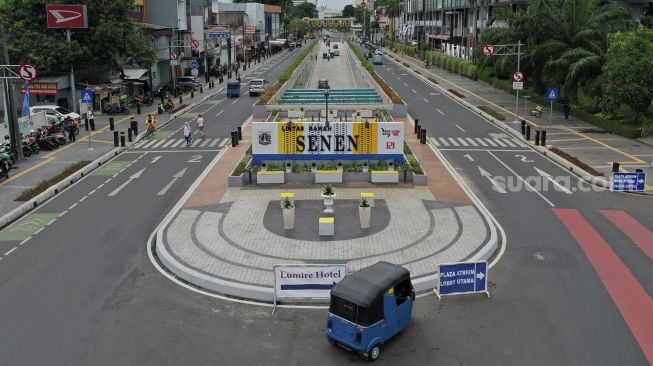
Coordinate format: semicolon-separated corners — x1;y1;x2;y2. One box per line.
359;197;371;229
321;184;336;213
281;197;295;229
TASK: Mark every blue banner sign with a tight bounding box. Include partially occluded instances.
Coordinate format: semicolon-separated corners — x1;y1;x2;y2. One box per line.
612;172;646;192
438;261;488;296
208;32;229;39
80;89;94;103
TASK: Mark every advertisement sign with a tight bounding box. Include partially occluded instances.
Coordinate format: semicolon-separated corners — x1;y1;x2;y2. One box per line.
251;122;404;163
46;5;88;28
20;82;57;95
437;261;488;297
246;26;256;35
274;264;347;302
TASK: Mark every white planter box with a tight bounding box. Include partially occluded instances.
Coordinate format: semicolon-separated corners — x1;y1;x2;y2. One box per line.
371;170;399;183
359;207;371;228
282;207;295;229
357;109;373;118
288;109;303;118
257;171;285;184
315;170;342;183
319;216;335;236
320;109;338;118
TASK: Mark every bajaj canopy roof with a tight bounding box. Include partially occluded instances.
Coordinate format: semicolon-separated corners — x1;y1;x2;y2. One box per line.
331;261;410;308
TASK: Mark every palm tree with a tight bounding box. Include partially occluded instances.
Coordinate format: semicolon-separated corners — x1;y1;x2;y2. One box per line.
382;0;401;41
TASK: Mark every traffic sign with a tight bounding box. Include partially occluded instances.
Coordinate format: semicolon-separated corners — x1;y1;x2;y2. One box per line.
191;39;200;48
208;32;229;39
612;172;646;192
18;64;38;82
512;71;524;82
437;261;488;297
190;60;200;69
546;87;559;102
170;52;177;60
80;89;94;103
170;60;178;66
482;44;495;57
191;69;198;76
512;82;524;90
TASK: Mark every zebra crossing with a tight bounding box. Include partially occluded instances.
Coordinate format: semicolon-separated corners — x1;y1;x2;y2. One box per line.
430;136;528;149
131;137;231;150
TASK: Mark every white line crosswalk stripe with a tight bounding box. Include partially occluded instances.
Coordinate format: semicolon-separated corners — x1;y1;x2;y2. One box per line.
475;138;488;146
218;138;229;147
448;138;459;146
493;139;507;147
172;139;186;147
457;138;469;146
438;137;449;146
142;140;159;148
483;138;498;147
429;137;440;146
133;141;146;148
191;138;203;147
502;139;516;147
152;140;167;148
200;139;212;147
466;138;478;146
162;139;176;148
209;138;221;147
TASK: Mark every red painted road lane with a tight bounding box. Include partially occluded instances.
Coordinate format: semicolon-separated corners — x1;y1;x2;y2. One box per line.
553;208;653;366
601;210;653;262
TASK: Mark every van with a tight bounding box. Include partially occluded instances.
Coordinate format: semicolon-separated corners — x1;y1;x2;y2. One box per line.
248;79;268;96
227;81;241;97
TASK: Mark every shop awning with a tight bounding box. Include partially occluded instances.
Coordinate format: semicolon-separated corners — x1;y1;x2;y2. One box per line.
122;68;149;81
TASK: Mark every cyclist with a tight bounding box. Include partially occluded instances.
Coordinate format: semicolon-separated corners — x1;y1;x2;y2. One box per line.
146;114;158;138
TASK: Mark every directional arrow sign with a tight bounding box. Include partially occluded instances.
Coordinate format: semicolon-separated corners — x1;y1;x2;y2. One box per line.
108;168;145;196
534;167;572;194
437;261;489;297
479;166;507;193
158;168;187;196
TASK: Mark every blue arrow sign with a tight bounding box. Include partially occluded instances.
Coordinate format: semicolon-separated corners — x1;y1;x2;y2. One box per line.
438;261;488;296
80;89;94;104
546;87;559;102
190;60;200;69
612;172;646;192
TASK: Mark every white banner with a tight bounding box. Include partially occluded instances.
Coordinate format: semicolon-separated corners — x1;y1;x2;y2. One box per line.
274;264;347;301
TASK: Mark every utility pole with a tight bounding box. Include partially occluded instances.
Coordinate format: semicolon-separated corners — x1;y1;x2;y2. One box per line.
0;23;21;160
486;41;523;123
66;29;78;114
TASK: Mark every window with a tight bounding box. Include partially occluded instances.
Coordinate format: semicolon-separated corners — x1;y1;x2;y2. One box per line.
330;296;357;323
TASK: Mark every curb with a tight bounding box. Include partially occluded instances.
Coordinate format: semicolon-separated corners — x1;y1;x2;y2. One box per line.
385;52;637;194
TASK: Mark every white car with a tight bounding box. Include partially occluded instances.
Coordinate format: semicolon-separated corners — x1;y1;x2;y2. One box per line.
248;78;268;96
29;105;80;122
374;49;383;55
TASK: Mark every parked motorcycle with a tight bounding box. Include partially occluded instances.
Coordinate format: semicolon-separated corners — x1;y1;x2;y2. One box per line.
130;95;154;107
103;103;130;115
23;137;39;155
36;128;59;149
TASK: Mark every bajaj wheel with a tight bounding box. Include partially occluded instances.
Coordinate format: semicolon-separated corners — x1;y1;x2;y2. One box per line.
366;345;381;362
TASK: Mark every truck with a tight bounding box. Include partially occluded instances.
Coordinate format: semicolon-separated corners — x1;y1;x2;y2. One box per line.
227;81;241;98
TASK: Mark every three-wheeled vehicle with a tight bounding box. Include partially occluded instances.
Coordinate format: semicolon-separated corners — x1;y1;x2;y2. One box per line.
326;261;415;361
226;81;240;98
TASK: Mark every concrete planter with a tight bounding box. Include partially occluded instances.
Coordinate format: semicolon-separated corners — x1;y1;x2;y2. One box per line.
359;207;371;228
343;172;371;182
257;171;285;184
285;173;315;183
228;174;244;187
371;170;399;183
282;207;295;229
315;170;343;183
412;172;428;186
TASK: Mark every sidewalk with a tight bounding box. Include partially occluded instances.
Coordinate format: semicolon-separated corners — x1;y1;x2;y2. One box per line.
383;48;653;189
0;51;287;222
156;117;498;302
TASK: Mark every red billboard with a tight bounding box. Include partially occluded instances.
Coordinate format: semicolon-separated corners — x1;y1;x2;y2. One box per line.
46;5;88;29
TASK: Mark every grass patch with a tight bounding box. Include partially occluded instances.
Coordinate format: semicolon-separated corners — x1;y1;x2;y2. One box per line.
447;89;465;98
231;145;253;176
257;41;317;106
15;161;91;201
478;106;506;121
427;77;439;84
549;147;604;176
403;62;411;68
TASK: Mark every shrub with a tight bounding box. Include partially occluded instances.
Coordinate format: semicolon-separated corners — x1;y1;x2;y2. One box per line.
428;77;439;84
478;106;506;121
16;161;91;201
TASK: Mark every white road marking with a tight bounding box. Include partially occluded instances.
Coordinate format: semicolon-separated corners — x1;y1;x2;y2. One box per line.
34;227;45;235
422;97;429;103
19;238;30;246
151;140;167;149
488;151;555;206
466;138;478;146
403;82;408;86
502;139;517;147
412;89;417;94
191;138;203;147
162;139;176;148
534;167;573;194
69;203;78;210
216;110;224;117
58;210;68;217
208;138;221;147
429;137;440;146
172;139;186;147
79;195;88;202
97;184;104;189
447;138;459;147
475;138;488;147
88;189;97;195
104;179;112;184
4;247;17;256
438;137;450;146
218;138;230;147
512;138;527;147
493;139;507;147
142;140;158;149
483;138;498;147
157;168;187;196
200;139;212;147
231;99;238;105
457;138;469;146
108;168;145;197
455;124;466;132
437;109;445;115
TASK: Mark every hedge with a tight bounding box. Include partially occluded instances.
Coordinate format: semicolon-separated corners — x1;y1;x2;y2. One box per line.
426;51;477;79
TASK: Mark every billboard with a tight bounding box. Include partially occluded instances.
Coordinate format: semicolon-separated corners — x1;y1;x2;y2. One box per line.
46;5;88;29
274;264;347;302
251;122;404;163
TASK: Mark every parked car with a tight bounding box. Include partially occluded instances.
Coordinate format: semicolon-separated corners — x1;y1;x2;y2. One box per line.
318;79;329;89
29;105;80;123
322;52;329;59
248;78;268;96
333;44;338;49
177;76;200;92
333;49;340;56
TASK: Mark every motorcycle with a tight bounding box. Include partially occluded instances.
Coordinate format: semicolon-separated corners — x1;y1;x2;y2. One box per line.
36;128;60;149
130;95;154;107
103;103;130;115
23;137;39;155
0;154;9;178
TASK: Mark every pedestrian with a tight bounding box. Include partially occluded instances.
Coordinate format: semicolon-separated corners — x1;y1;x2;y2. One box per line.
62;117;72;143
183;121;192;145
562;104;571;120
196;113;205;138
87;108;95;130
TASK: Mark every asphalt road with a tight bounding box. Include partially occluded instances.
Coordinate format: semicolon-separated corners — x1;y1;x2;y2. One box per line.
0;40;651;366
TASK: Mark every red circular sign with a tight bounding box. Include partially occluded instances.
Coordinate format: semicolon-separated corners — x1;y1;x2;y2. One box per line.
512;71;524;82
191;39;200;48
170;52;178;60
18;64;38;81
482;44;495;57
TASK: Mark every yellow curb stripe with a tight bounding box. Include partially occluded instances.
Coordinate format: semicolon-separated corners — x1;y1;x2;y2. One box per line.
548;138;589;143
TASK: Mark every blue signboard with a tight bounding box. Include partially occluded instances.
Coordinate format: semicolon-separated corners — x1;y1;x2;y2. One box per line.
612;172;646;192
546;87;559;102
208;32;229;39
190;60;200;69
80;89;94;103
438;261;488;296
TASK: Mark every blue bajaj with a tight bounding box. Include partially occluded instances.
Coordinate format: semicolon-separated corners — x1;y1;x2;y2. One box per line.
326;261;415;361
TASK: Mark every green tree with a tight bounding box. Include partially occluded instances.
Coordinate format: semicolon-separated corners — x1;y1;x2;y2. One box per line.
381;0;401;41
603;28;653;122
287;18;310;40
291;3;317;19
0;0;156;75
342;4;356;18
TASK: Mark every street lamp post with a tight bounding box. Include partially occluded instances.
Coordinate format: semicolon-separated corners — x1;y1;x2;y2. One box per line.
324;87;330;127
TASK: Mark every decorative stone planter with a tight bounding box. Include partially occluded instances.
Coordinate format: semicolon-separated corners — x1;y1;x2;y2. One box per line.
371;170;399;183
315;170;343;183
228;174;244;187
359;206;371;228
257;171;284;184
282;207;295;229
412;172;428;186
321;193;336;213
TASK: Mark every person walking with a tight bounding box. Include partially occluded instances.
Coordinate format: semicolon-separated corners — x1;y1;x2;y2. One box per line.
183;121;192;146
562;104;571;120
87;108;96;130
196;113;205;138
